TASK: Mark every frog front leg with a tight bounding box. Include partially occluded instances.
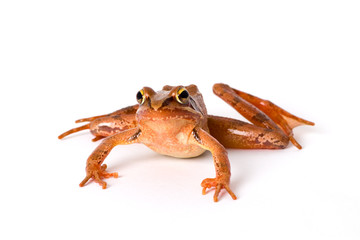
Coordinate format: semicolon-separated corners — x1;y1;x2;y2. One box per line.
79;128;141;189
191;128;237;202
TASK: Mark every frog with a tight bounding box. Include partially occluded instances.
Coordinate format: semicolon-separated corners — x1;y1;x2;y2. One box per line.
58;83;314;202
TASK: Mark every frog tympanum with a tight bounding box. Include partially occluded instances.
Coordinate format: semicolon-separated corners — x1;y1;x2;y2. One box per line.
59;83;314;202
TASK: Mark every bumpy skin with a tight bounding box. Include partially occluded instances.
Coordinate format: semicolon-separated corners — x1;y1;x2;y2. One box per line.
59;83;314;202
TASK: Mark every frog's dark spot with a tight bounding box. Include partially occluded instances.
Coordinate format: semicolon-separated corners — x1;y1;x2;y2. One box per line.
161;98;172;108
252;113;267;123
99;126;123;133
112;115;123;120
192;130;202;144
263;140;274;147
121;105;138;114
127;130;141;142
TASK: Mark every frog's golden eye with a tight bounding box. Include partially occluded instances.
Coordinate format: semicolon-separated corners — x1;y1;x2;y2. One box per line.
136;89;145;104
175;88;190;104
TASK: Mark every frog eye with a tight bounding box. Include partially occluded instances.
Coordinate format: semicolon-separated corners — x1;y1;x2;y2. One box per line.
136;89;145;104
175;88;190;104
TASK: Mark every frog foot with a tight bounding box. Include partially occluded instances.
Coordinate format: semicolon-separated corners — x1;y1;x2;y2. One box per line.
201;177;237;202
79;164;118;189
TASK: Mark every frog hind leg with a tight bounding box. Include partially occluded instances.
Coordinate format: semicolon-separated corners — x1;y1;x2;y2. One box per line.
91;135;106;142
59;105;139;141
213;83;314;149
208;115;290;149
58;123;90;139
75;114;109;123
58;112;112;140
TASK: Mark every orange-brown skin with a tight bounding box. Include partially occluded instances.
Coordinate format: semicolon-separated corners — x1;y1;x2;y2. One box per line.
59;83;314;202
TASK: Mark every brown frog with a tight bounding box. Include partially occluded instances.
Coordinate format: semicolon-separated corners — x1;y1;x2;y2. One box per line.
59;83;314;202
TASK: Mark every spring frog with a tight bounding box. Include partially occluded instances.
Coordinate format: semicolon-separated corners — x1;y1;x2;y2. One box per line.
59;83;314;202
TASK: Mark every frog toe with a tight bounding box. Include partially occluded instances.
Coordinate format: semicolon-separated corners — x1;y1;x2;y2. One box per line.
79;164;118;188
201;177;237;202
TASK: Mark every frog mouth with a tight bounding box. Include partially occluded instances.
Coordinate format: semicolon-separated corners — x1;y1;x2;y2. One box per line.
136;108;202;121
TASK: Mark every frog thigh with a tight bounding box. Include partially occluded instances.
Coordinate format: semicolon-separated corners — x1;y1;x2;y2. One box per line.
207;115;289;149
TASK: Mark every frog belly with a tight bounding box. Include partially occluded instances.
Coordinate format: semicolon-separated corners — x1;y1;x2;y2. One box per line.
141;130;206;158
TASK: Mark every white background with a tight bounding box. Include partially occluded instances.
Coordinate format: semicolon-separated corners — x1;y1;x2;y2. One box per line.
1;1;359;239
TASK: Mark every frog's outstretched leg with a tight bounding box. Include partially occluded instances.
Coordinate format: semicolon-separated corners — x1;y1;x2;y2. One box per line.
229;85;314;149
191;128;237;202
213;83;314;149
58;105;139;140
58;124;90;139
76;105;139;123
91;136;106;142
208;115;289;149
79;128;141;189
75;114;109;123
